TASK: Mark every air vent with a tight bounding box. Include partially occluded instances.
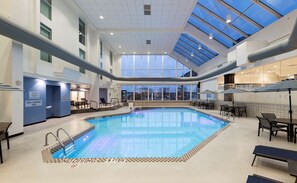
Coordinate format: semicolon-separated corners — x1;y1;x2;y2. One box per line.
146;40;151;44
144;5;151;15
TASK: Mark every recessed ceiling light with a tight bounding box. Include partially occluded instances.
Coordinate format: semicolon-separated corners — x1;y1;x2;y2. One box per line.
164;52;167;54
148;52;150;54
99;16;104;20
118;45;122;48
198;45;202;50
133;52;136;54
226;14;231;23
110;32;114;35
256;70;259;72
122;52;125;54
273;65;277;68
191;53;194;57
241;72;244;74
209;33;213;39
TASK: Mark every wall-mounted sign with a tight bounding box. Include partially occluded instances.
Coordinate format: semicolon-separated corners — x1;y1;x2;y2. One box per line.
29;91;40;99
25;100;42;107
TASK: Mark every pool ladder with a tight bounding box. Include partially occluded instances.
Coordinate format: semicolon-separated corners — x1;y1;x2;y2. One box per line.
44;128;75;156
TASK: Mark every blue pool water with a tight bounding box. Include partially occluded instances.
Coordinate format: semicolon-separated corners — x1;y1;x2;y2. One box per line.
53;108;227;158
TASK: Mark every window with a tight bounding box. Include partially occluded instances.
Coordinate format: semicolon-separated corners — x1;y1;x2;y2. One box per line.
163;85;176;100
40;23;52;62
79;18;86;45
100;41;103;58
191;84;197;101
109;51;113;66
100;62;103;80
135;85;148;100
79;49;85;74
149;85;162;100
40;0;51;20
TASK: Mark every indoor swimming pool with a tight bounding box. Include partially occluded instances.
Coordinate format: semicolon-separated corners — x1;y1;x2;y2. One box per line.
52;108;228;159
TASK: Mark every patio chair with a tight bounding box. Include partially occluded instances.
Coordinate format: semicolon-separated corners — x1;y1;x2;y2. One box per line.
256;117;288;141
220;105;229;115
100;98;111;106
251;145;297;166
261;113;287;129
246;174;283;183
0;122;12;163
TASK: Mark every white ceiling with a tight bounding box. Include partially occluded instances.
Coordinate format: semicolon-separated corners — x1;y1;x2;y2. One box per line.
74;0;196;54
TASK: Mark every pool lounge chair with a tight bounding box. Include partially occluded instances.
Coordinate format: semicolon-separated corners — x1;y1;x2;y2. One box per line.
100;98;111;106
256;117;288;141
246;174;283;183
251;145;297;166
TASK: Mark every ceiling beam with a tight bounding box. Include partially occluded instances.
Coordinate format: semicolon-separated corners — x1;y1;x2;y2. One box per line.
217;0;264;29
169;52;200;73
251;0;282;18
191;13;238;44
97;28;184;33
196;3;249;37
184;23;228;57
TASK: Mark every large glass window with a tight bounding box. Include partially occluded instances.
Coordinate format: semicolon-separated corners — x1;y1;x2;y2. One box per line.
177;85;184;100
163;85;176;100
121;55;189;78
183;85;191;100
191;84;197;101
40;0;51;20
79;18;86;45
149;85;162;100
79;49;85;74
40;23;52;63
122;85;134;101
135;85;148;100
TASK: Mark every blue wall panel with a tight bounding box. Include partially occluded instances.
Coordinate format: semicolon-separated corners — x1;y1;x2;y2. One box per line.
24;77;71;125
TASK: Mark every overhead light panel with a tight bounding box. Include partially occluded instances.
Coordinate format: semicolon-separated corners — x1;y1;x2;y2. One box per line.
144;5;151;15
119;45;122;48
209;32;213;39
191;53;194;57
122;52;125;54
99;16;104;20
110;32;114;35
226;14;231;23
198;44;202;50
164;52;167;54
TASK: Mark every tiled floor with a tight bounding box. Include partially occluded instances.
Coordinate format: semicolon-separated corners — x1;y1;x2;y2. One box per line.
0;106;296;183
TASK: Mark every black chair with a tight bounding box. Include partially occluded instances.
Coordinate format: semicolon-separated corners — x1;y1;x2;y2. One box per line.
100;98;111;106
220;105;229;115
0;122;12;163
261;113;287;129
237;106;247;117
81;98;88;108
256;116;288;141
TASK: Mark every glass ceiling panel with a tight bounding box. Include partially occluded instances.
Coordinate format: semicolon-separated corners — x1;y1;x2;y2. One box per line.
244;4;278;27
260;0;297;16
223;0;253;13
181;34;218;56
177;40;209;61
197;0;257;38
177;43;207;63
188;16;232;48
232;16;259;35
173;47;201;66
174;45;204;64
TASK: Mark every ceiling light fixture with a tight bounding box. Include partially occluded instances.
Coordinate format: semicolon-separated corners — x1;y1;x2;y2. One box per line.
110;32;114;35
191;53;194;57
226;14;231;23
198;44;202;50
122;52;125;54
209;32;213;39
118;45;122;48
99;16;104;20
164;52;167;54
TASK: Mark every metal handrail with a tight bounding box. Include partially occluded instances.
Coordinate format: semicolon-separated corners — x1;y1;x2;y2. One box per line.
90;100;98;110
44;132;66;155
110;98;120;106
56;128;75;145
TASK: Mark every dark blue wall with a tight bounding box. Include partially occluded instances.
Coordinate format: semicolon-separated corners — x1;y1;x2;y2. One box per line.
24;77;71;126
